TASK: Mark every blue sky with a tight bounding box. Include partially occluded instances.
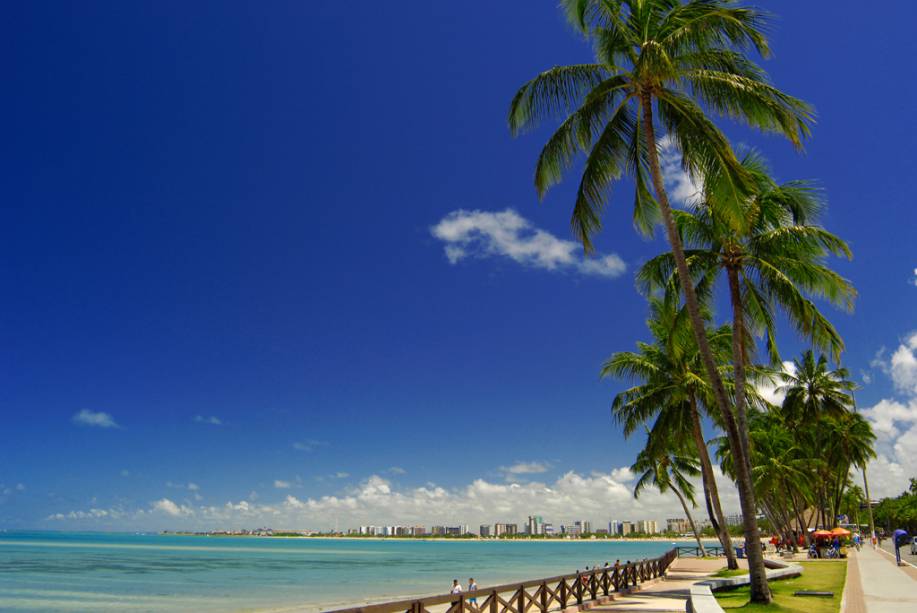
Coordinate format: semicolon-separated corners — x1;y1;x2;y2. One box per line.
2;1;917;530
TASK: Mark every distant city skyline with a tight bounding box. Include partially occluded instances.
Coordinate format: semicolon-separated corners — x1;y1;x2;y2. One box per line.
3;1;917;531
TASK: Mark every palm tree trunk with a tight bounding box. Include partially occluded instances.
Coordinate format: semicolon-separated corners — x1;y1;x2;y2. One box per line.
672;486;706;556
641;95;771;603
724;263;770;601
689;397;737;568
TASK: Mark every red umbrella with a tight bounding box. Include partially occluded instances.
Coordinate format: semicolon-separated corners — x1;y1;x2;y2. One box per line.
831;527;851;536
812;530;833;538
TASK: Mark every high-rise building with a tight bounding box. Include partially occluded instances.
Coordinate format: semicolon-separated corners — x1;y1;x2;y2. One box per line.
526;515;544;535
609;520;622;535
666;518;689;534
636;520;658;534
620;521;634;536
479;525;492;537
431;525;446;536
573;520;591;535
543;523;555;535
494;523;517;537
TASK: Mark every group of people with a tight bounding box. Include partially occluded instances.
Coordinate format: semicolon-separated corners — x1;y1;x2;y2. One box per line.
448;561;636;606
449;578;477;605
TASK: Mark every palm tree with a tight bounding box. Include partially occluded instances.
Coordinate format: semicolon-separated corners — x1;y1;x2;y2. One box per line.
639;152;854;530
779;351;856;427
779;351;850;529
603;292;738;567
825;412;875;523
632;432;706;554
508;2;813;601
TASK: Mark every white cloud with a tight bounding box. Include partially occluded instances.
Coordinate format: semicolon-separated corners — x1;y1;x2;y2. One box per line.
387;467;407;475
431;209;626;279
292;439;328;452
186;483;200;491
72;409;118;429
911;268;917;287
15;483;25;491
152;498;192;517
888;332;917;397
753;361;797;407
194;415;222;426
41;468;740;532
500;462;551;478
274;480;291;489
858;332;917;498
658;135;704;207
333;472;350;479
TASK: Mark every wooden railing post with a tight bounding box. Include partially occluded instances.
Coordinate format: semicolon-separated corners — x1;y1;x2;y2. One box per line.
517;585;525;613
540;581;548;612
489;591;497;613
559;578;568;609
575;574;583;605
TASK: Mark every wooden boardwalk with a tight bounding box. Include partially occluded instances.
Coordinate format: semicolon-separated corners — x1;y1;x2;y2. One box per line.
588;558;742;612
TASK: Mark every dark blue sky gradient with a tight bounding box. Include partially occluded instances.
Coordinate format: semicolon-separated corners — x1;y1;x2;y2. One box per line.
2;1;916;526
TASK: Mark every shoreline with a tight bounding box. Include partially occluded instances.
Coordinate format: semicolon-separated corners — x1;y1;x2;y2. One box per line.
169;533;711;544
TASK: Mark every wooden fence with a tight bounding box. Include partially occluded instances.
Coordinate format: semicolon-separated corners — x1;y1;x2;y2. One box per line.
675;545;725;558
325;548;677;613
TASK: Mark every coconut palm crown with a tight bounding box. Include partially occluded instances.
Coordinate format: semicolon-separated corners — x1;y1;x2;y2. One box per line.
508;0;813;249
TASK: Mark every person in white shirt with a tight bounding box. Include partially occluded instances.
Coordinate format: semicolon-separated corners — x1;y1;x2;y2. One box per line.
450;580;463;608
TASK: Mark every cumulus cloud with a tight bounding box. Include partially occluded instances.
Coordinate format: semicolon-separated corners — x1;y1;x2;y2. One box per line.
887;332;917;396
41;468;740;532
152;498;192;517
658;135;704;206
194;415;222;426
500;462;551;480
859;332;917;498
72;409;118;428
431;209;626;279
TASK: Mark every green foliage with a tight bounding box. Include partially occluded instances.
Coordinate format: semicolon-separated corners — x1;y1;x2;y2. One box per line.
508;0;812;251
715;351;875;540
873;484;917;532
638;154;855;364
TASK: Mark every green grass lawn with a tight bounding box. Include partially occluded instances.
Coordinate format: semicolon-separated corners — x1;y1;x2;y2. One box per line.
713;561;846;612
713;567;750;578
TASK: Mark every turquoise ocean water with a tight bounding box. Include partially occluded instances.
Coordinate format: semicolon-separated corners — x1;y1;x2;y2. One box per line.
0;531;689;612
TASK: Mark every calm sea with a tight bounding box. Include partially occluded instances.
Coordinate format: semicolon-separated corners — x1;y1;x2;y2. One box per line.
0;531;687;612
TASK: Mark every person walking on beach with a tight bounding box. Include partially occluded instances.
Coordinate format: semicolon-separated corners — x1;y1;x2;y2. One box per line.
467;578;477;606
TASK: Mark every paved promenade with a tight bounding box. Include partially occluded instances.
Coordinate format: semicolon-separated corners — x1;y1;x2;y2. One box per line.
589;557;740;612
844;546;917;612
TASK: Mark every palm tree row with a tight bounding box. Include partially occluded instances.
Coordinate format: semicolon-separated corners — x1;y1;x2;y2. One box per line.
508;0;855;603
716;351;876;547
